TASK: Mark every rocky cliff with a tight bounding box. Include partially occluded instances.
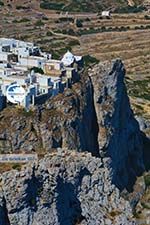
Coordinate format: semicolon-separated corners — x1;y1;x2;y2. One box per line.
0;59;148;224
0;149;136;225
89;60;145;190
0;59;144;189
0;70;99;156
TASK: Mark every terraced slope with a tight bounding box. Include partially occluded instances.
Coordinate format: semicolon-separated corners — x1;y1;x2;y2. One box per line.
1;0;145;12
0;1;150;119
71;13;150;119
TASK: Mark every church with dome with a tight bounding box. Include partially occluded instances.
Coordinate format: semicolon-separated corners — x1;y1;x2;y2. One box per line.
61;50;83;69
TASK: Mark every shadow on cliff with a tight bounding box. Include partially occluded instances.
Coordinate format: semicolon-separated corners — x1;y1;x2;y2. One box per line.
92;59;148;192
111;130;150;192
23;167;43;214
142;132;150;171
0;197;10;225
127;131;150;191
56;168;91;225
77;76;100;157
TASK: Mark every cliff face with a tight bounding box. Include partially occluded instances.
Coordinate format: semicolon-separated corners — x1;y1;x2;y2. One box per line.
0;72;99;156
0;60;148;224
89;60;145;190
0;149;136;225
0;60;145;190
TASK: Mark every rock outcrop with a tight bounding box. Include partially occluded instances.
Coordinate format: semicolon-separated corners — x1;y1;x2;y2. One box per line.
0;70;99;156
0;149;136;225
0;60;145;191
0;59;147;224
89;60;145;190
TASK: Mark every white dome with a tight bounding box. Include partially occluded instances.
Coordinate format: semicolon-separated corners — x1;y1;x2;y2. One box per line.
61;51;75;66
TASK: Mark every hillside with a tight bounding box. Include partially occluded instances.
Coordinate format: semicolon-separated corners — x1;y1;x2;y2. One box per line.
39;0;144;12
0;0;149;121
0;0;146;12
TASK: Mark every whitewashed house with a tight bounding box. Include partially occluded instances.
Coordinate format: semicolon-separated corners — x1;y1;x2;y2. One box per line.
19;56;46;69
61;51;83;69
44;59;63;74
23;85;36;108
50;76;62;96
101;11;111;18
0;52;13;62
36;73;53;95
0;38;83;110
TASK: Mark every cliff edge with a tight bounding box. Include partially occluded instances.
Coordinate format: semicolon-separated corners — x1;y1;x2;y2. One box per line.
89;60;145;190
0;59;148;224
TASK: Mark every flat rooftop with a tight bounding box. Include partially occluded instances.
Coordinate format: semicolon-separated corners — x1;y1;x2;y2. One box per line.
21;56;46;61
46;59;62;64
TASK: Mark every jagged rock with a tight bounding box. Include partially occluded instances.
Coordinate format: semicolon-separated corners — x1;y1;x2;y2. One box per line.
0;71;99;155
135;115;150;138
0;61;145;189
0;59;147;224
135;116;148;131
0;150;136;225
89;60;145;190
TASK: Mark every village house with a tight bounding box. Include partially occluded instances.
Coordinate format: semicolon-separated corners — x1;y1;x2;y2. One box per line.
101;11;111;18
61;50;83;70
0;38;83;110
19;56;47;69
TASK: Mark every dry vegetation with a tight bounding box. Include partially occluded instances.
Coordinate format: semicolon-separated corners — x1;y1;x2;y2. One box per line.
0;1;149;117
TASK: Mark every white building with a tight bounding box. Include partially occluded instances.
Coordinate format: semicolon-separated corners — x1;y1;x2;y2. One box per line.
43;59;64;76
13;47;30;59
5;83;36;109
36;73;53;95
0;52;13;62
61;51;75;67
0;38;41;59
0;38;83;110
19;56;47;69
101;11;111;18
23;85;36;108
61;50;83;69
50;76;63;96
0;38;34;51
0;75;30;96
